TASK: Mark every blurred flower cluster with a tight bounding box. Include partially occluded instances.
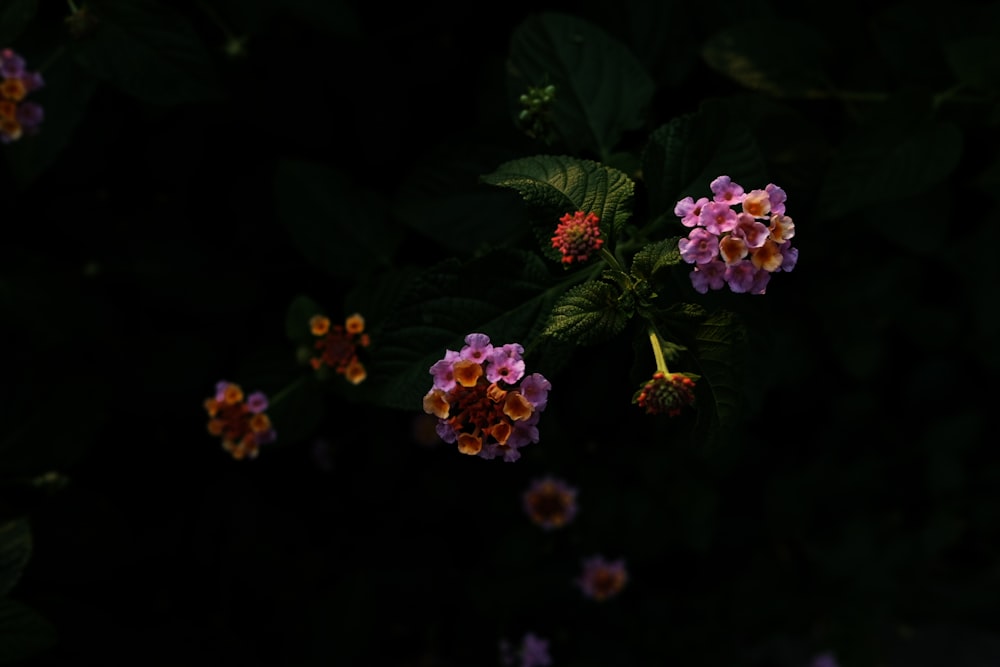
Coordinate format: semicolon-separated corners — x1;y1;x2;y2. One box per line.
0;48;44;143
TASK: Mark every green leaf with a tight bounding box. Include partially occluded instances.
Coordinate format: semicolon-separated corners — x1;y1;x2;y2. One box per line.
656;306;747;449
70;0;223;105
0;519;31;597
0;598;56;664
0;0;38;45
814;111;963;221
641;97;769;221
480;154;635;257
701;18;832;98
506;11;655;157
630;237;682;311
630;238;682;281
2;57;99;189
274;158;401;279
690;311;748;449
264;375;325;449
945;36;1000;93
370;250;560;411
542;280;630;346
0;376;110;479
393;135;532;254
279;0;361;38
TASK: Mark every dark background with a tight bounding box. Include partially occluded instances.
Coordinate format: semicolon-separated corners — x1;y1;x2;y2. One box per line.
2;0;998;666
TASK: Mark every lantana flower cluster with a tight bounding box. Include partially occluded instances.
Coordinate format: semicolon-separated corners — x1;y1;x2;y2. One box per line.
309;313;370;384
551;210;603;265
0;48;44;143
422;333;551;462
633;370;697;417
523;476;578;530
676;175;797;295
203;380;276;460
576;554;628;601
499;632;552;667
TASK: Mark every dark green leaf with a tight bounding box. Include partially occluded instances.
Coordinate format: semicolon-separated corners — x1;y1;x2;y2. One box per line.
689;310;747;449
542;280;630;346
344;266;422;334
641;97;769;221
656;306;747;449
701;18;832;98
814;114;963;221
507;12;655;157
285;294;325;343
0;519;31;597
630;238;682;282
70;0;223;105
945;36;1000;93
0;376;110;479
280;0;361;38
612;1;699;87
370;250;560;411
274;159;400;279
264;375;325;449
393;136;532;254
0;598;56;664
480;154;635;257
0;0;38;45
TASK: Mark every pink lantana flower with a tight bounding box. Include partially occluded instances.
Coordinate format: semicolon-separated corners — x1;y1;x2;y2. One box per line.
551;210;604;265
423;333;551;462
675;175;797;295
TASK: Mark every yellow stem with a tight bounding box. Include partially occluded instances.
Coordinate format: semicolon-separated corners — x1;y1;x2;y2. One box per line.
648;327;669;375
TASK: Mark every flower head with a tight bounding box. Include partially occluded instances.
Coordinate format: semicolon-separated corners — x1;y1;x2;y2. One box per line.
633;371;697;417
576;555;627;601
523;476;578;530
807;652;840;667
551;211;604;265
422;332;550;462
499;632;552;667
676;176;797;295
204;381;276;460
517;83;556;141
309;313;371;384
0;48;44;143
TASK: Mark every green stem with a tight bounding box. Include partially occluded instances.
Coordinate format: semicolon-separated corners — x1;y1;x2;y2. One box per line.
648;326;669;375
599;247;623;273
268;375;307;407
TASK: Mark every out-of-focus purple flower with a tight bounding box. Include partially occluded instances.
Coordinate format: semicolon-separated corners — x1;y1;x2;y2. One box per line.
519;633;552;667
0;48;44;143
523;476;578;530
246;391;269;414
576;555;627;601
807;651;839;667
499;633;552;667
